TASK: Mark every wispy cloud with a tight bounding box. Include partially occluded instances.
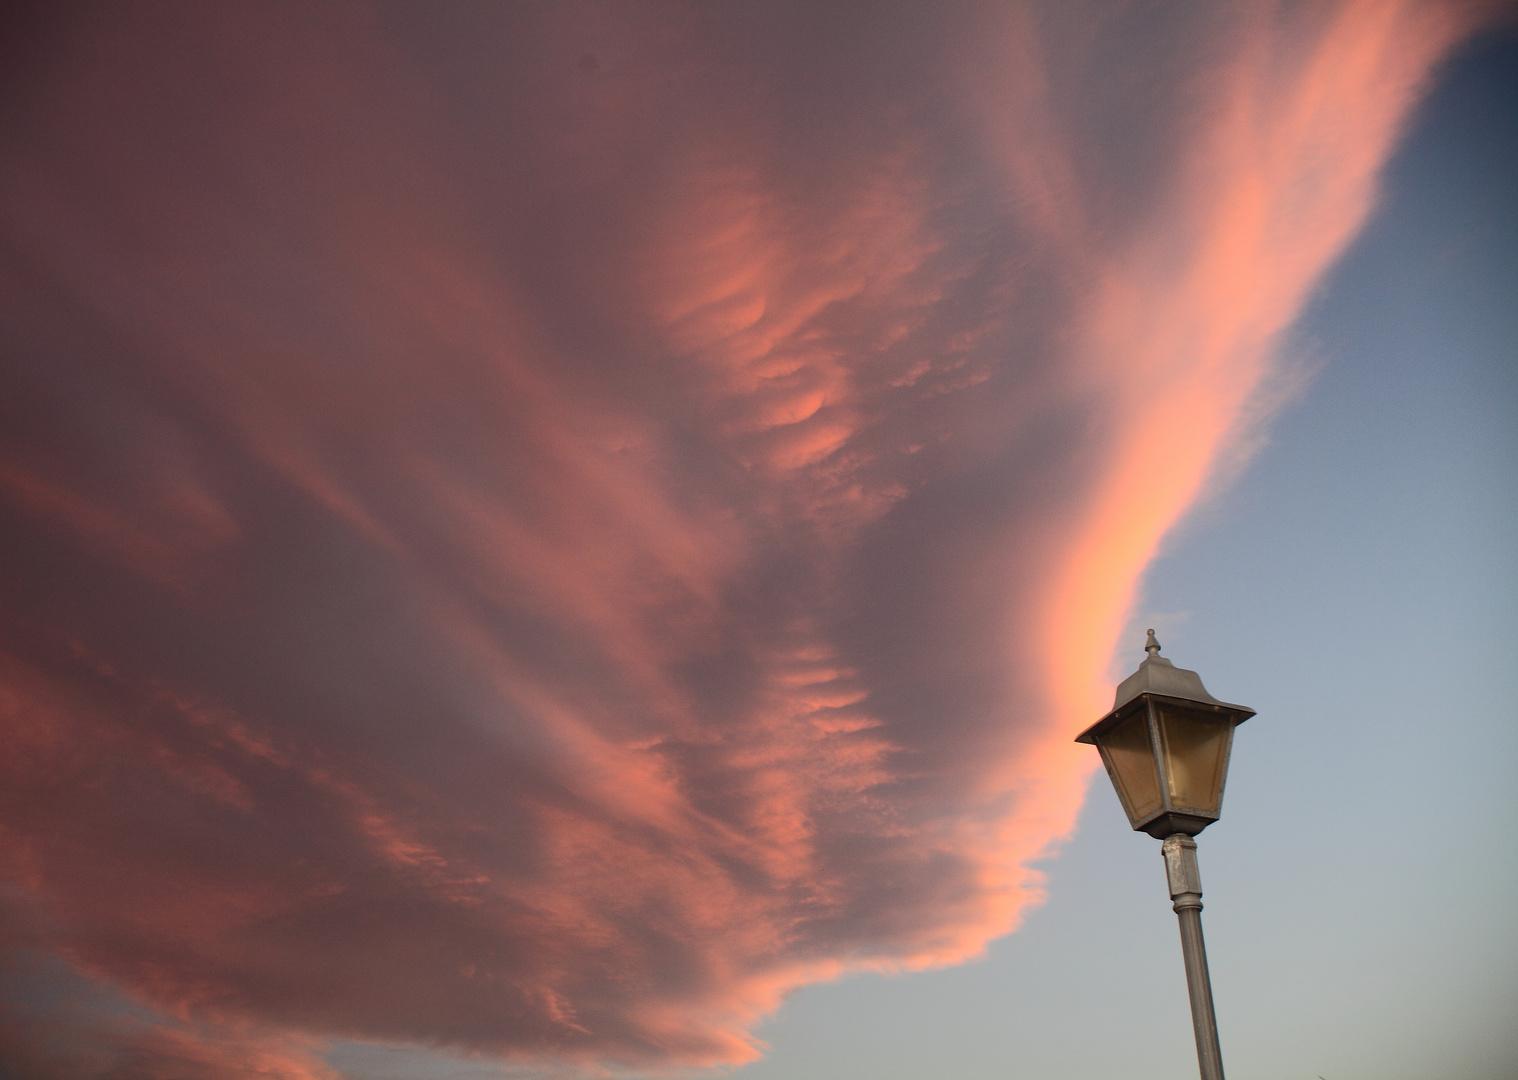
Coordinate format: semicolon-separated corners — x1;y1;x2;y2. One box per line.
0;0;1488;1073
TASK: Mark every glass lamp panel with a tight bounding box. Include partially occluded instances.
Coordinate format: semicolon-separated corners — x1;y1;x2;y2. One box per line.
1156;704;1232;814
1097;711;1162;824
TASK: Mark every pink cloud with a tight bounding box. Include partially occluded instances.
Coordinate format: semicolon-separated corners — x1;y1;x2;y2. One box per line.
0;1;1492;1074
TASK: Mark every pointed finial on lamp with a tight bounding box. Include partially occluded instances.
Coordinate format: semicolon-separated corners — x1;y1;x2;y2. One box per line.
1145;628;1162;658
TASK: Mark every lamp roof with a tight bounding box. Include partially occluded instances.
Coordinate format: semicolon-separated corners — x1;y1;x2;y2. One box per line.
1110;629;1228;710
1075;630;1256;745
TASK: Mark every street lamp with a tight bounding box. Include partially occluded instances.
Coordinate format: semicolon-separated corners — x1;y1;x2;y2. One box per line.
1075;630;1255;1080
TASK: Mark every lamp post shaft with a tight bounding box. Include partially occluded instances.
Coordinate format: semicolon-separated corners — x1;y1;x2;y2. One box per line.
1162;834;1225;1080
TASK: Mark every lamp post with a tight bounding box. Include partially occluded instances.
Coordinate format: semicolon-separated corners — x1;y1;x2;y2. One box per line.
1075;631;1255;1080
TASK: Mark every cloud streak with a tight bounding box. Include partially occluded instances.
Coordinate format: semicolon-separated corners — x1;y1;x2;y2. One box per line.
0;1;1491;1073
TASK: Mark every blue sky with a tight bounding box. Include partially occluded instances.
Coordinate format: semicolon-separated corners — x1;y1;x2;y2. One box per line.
731;29;1518;1080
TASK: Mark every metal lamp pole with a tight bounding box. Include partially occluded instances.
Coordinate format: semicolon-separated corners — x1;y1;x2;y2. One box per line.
1074;631;1255;1080
1164;833;1223;1080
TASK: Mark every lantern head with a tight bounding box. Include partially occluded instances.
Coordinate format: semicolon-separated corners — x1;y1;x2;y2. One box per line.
1076;631;1255;838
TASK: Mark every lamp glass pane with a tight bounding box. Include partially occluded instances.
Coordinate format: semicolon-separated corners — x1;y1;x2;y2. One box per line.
1098;711;1162;823
1156;705;1231;814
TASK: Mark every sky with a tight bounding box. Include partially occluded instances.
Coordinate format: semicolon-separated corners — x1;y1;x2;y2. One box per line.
0;3;1513;1080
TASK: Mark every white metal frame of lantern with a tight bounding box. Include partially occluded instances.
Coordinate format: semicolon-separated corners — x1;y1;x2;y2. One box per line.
1075;631;1255;1080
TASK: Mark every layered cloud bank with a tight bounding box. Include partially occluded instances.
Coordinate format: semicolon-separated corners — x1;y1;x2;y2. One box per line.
0;2;1489;1075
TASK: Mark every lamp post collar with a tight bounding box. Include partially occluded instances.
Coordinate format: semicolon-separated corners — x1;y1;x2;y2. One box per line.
1111;630;1228;710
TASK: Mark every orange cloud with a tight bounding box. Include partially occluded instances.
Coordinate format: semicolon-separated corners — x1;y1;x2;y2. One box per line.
0;1;1490;1074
